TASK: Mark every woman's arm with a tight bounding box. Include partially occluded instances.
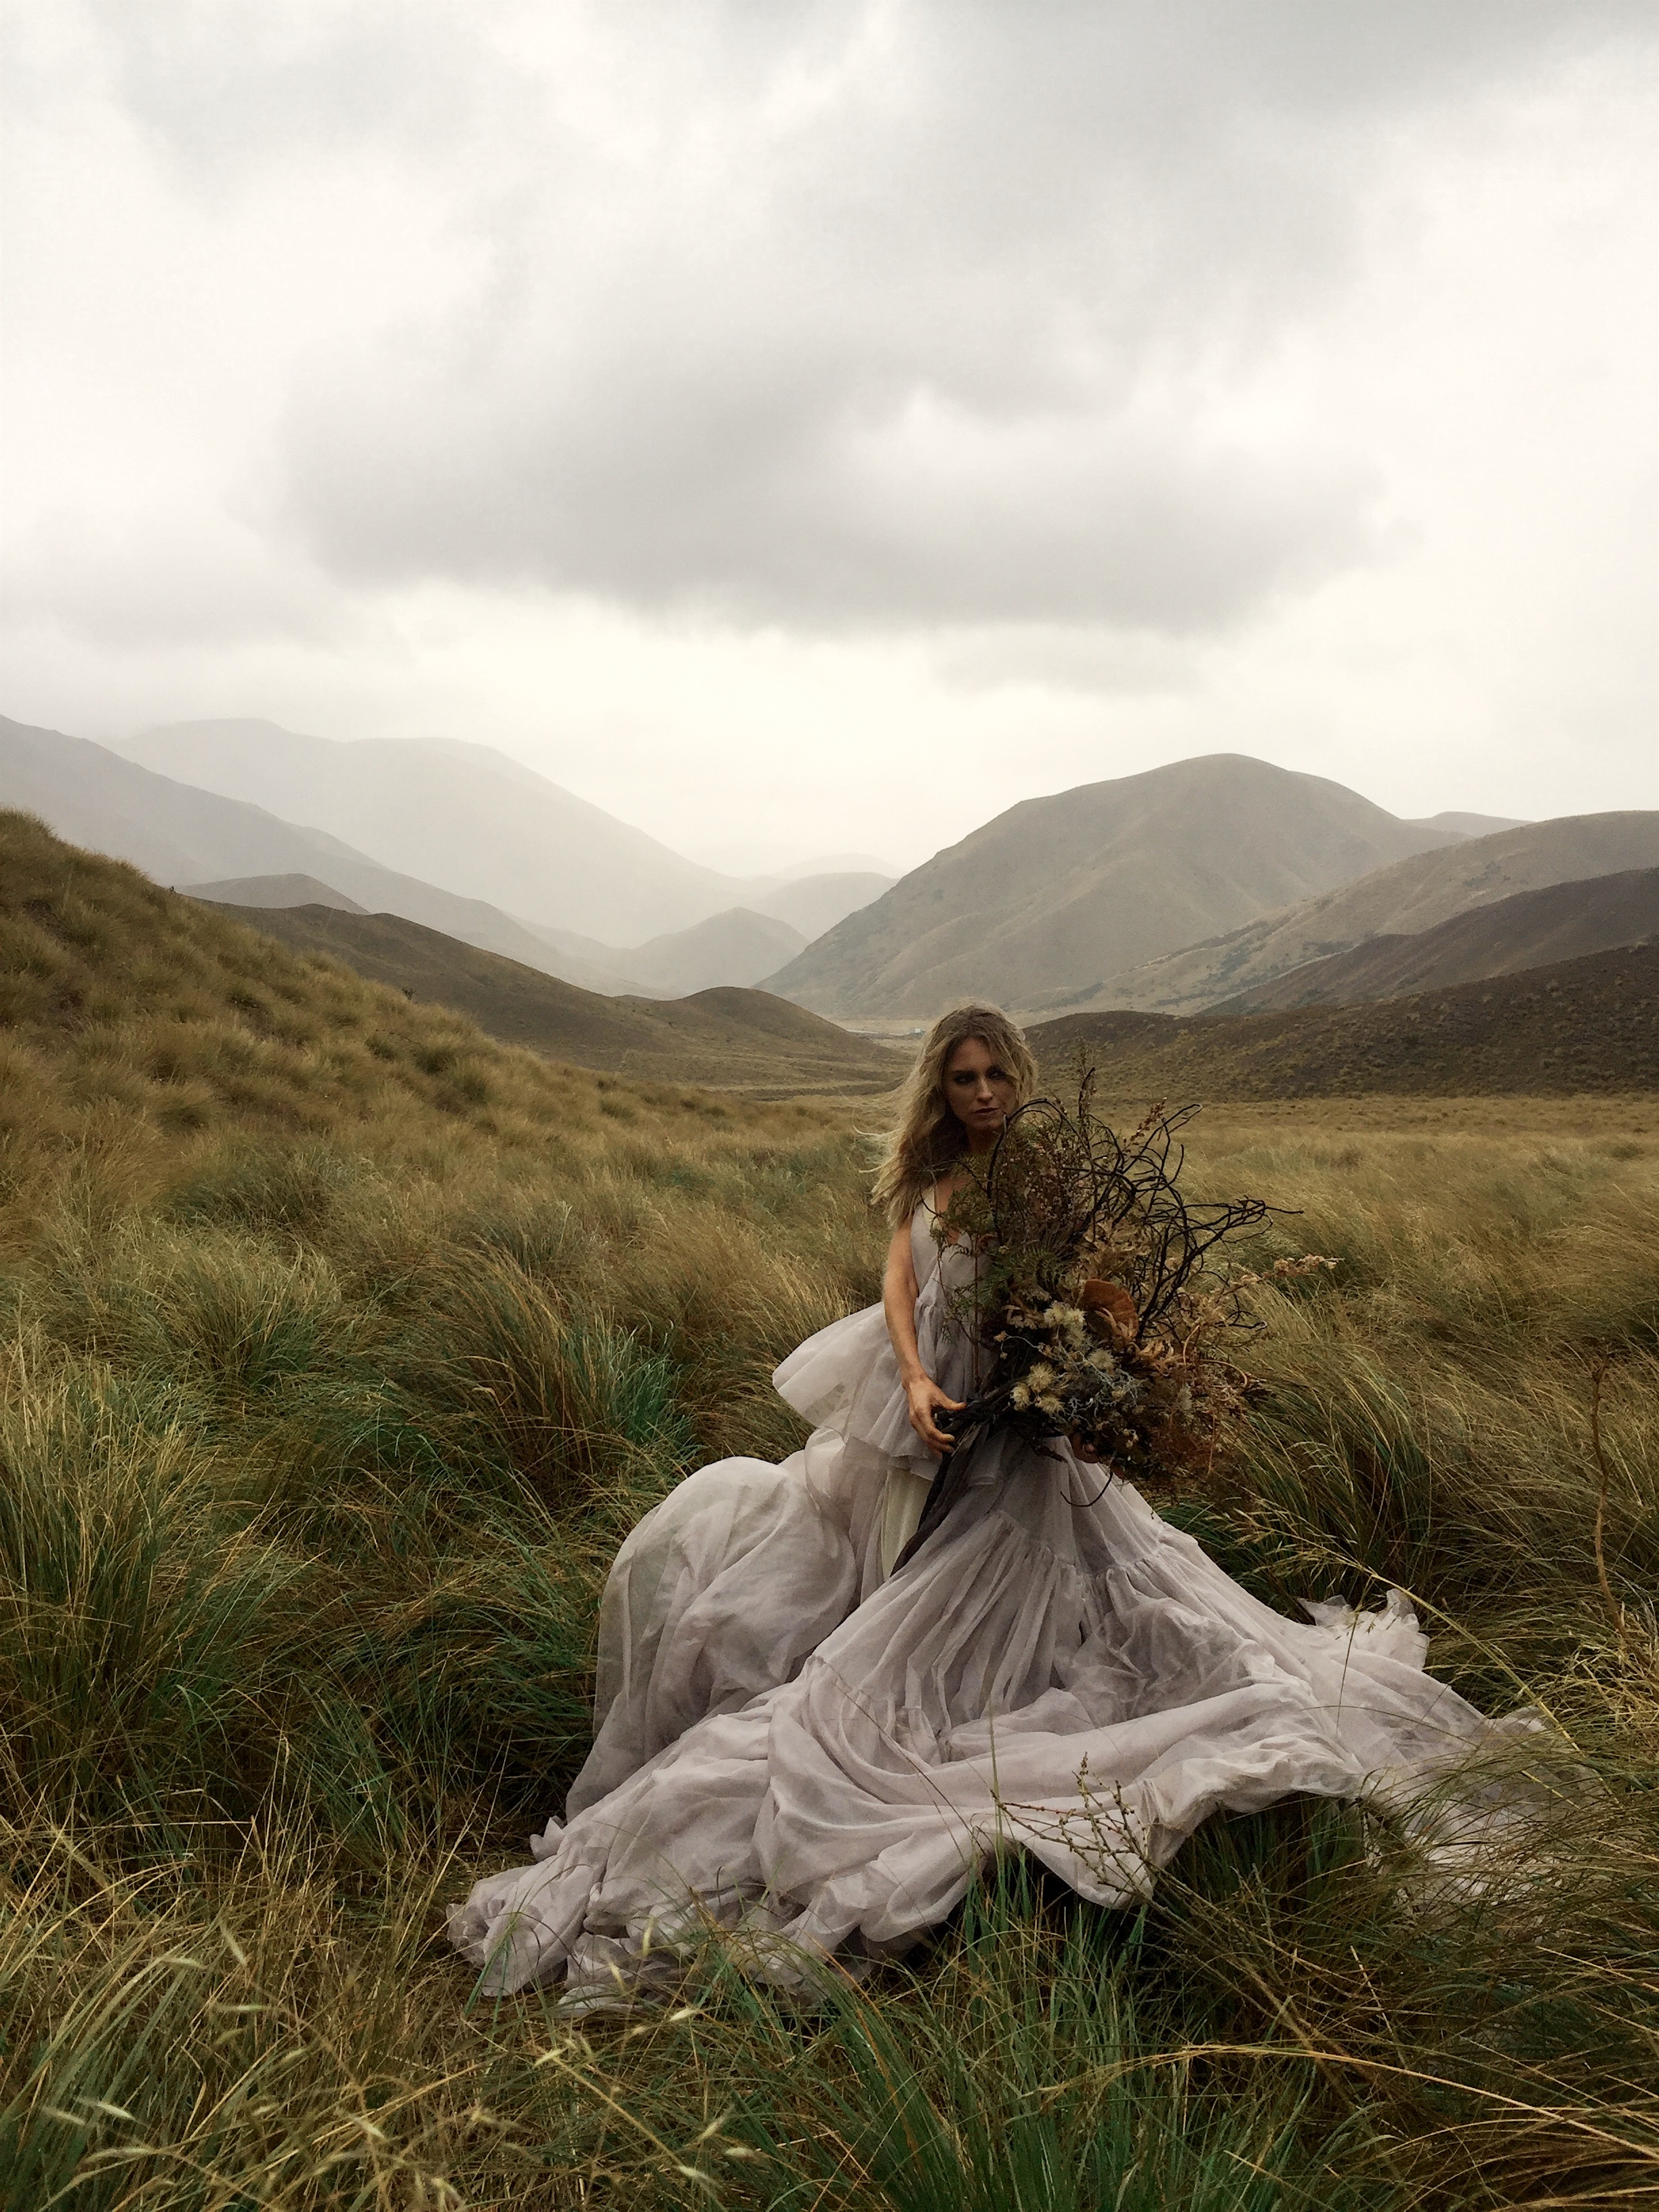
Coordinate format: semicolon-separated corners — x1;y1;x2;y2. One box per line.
883;1217;962;1454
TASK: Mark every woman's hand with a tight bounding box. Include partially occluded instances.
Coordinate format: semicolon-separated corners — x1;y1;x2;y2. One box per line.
1070;1434;1102;1463
905;1372;963;1454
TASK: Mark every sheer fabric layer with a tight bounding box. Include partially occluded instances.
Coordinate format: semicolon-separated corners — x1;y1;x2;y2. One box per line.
449;1209;1531;2003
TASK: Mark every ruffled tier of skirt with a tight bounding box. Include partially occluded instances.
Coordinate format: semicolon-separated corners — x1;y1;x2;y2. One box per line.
449;1410;1536;2002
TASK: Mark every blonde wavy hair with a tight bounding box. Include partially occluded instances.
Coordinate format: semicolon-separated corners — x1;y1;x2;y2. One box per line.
871;1002;1038;1227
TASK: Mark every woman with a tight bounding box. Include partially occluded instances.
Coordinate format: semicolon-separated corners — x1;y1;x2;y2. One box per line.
450;1004;1523;2005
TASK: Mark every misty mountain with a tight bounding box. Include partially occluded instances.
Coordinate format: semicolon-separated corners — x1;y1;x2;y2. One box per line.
485;920;653;997
1406;811;1530;838
619;908;808;996
0;714;600;979
121;719;750;943
752;871;895;940
766;754;1467;1018
1090;813;1659;1014
183;873;369;914
1210;866;1659;1012
518;909;815;998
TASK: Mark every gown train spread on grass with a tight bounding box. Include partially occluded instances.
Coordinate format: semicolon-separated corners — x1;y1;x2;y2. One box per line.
449;1208;1532;2005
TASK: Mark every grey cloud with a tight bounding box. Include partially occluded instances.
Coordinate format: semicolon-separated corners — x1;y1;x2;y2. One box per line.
76;0;497;177
96;0;1652;635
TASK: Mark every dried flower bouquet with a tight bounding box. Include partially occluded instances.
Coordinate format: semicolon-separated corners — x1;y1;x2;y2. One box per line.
897;1071;1333;1566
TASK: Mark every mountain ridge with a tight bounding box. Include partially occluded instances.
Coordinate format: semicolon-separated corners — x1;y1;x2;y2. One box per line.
0;713;611;982
1210;866;1659;1012
1084;813;1659;1015
766;754;1467;1017
122;718;751;942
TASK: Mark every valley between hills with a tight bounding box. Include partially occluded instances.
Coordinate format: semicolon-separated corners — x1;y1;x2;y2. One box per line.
3;709;1656;1099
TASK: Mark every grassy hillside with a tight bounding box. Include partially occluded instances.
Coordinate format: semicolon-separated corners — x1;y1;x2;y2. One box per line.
4;811;1659;2205
1212;865;1659;1012
766;753;1460;1017
1029;941;1659;1097
194;893;901;1092
1082;810;1659;1015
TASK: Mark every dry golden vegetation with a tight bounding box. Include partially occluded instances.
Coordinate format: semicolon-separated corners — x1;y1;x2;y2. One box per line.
3;815;1659;2208
194;898;906;1097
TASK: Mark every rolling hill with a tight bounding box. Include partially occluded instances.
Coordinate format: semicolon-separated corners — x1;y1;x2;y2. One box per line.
123;719;752;943
765;754;1467;1018
182;872;369;913
1084;813;1659;1015
1211;866;1659;1012
194;897;903;1093
1027;943;1659;1099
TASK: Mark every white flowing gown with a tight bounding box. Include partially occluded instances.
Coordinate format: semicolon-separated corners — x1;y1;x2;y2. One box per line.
449;1208;1527;2003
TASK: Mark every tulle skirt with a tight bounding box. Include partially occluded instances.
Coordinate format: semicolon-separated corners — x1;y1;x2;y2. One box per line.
449;1275;1538;2004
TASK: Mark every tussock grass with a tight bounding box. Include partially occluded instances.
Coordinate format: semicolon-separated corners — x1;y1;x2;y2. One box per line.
3;819;1659;2203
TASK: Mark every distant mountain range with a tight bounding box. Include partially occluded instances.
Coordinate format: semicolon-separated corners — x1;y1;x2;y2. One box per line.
617;908;808;995
1210;865;1659;1012
1091;813;1659;1014
13;721;1656;1103
123;718;745;941
12;706;1653;1048
121;720;897;949
0;715;893;994
754;872;895;940
0;714;589;978
1407;811;1530;839
516;880;893;997
766;754;1474;1017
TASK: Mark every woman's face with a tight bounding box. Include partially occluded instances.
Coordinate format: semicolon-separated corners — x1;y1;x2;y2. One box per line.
943;1035;1018;1149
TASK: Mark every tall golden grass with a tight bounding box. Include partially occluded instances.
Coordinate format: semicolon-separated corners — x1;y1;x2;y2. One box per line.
3;815;1658;2206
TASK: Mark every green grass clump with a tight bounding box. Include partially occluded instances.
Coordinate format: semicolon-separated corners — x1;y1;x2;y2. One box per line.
1;817;1658;2203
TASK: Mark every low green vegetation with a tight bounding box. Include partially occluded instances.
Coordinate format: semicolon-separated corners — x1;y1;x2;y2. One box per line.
2;817;1658;2206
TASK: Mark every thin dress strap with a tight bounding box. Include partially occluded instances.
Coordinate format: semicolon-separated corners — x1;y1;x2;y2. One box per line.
911;1194;943;1289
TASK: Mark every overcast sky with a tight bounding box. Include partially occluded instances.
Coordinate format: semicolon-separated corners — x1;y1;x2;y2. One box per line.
2;1;1654;872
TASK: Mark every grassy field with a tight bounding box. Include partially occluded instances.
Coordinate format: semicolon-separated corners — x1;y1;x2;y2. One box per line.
3;819;1659;2207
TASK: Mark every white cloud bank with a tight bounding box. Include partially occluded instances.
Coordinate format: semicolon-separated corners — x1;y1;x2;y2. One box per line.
1;1;1654;869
